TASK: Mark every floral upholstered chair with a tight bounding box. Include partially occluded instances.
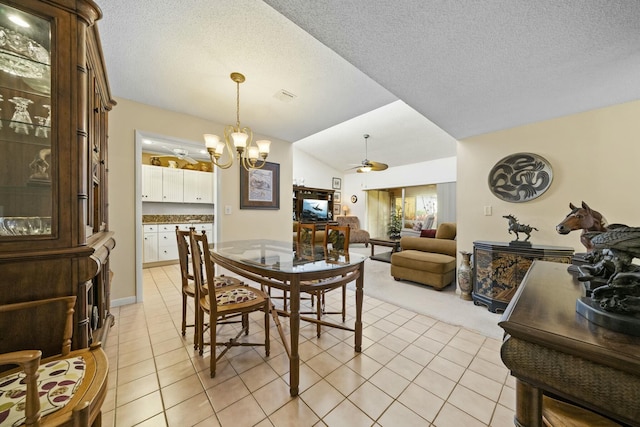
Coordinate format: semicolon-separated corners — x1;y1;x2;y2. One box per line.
335;215;370;246
0;296;108;426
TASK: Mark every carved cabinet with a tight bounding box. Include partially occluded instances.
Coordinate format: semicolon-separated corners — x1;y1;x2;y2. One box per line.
472;241;573;313
0;0;115;350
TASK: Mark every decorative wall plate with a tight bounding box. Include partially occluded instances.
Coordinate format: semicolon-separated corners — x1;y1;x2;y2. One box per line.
488;153;553;203
350;195;358;203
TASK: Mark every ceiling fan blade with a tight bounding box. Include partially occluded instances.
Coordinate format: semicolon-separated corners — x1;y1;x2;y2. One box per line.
369;161;388;171
355;161;388;173
153;154;199;165
184;156;198;164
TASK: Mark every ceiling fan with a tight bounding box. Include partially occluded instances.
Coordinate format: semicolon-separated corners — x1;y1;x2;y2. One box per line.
154;146;199;164
348;134;389;173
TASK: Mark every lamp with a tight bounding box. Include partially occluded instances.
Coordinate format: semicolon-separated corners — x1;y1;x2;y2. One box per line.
204;72;271;171
342;205;349;215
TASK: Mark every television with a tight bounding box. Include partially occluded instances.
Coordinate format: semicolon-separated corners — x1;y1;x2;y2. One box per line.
301;199;329;221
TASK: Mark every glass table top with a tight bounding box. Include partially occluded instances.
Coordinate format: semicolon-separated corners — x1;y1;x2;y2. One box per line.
211;239;366;274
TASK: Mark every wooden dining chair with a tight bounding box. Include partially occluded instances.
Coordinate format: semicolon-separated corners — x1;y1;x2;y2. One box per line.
176;227;243;349
269;223;318;312
316;224;350;333
296;224;350;337
189;229;271;377
0;296;108;426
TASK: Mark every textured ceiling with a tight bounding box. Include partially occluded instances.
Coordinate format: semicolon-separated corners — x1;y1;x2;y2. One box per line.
97;0;640;172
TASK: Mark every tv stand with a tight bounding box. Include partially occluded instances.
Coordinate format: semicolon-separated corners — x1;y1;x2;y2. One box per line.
293;185;336;222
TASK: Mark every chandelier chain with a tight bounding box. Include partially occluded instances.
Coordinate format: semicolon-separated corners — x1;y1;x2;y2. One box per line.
236;80;241;130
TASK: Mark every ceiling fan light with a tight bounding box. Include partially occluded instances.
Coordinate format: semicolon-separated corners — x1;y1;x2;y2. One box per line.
360;166;372;172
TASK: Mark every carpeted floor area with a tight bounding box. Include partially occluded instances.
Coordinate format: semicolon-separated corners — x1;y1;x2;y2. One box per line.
347;245;504;339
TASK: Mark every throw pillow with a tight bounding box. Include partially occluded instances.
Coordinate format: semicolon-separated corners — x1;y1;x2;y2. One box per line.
435;223;457;240
412;222;423;231
420;229;436;238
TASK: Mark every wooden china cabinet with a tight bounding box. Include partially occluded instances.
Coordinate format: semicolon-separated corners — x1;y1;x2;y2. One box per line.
0;0;115;351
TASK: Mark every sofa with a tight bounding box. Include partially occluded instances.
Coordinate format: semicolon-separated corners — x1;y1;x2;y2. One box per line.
390;222;457;290
335;215;370;246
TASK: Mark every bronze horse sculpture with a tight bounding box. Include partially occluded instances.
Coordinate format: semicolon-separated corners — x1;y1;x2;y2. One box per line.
556;201;608;251
503;214;538;241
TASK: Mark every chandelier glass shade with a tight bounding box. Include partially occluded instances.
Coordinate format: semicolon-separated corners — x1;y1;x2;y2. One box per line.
204;72;270;171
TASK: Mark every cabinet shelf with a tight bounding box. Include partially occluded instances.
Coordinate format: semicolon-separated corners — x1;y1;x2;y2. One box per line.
0;184;51;192
0;133;50;146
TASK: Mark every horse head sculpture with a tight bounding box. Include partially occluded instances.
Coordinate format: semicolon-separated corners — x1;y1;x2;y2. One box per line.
556;201;608;251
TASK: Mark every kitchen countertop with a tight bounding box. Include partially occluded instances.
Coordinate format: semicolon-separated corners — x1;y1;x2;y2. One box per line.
142;214;214;224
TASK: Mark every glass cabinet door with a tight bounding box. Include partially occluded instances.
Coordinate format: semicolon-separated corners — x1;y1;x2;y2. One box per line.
0;3;52;237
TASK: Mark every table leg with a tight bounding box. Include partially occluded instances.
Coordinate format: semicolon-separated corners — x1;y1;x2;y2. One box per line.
355;262;364;352
515;378;542;427
289;276;300;397
370;243;375;257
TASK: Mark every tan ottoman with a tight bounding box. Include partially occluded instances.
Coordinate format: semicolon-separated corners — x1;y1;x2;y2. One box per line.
391;250;456;289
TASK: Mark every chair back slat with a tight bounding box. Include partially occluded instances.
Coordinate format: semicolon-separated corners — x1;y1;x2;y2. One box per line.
324;224;350;252
176;227;194;286
0;296;76;371
189;230;217;317
297;223;316;245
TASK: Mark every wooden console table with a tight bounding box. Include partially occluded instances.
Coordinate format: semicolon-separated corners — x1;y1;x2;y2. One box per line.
472;241;573;312
499;260;640;427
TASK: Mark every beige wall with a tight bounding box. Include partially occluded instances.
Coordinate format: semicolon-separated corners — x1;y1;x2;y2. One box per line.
108;98;292;303
457;99;640;258
110;96;639;302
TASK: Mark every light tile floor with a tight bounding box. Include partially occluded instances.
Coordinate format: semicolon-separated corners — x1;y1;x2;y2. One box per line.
101;264;516;426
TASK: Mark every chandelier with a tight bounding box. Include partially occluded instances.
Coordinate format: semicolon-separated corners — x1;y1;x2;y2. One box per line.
204;72;271;171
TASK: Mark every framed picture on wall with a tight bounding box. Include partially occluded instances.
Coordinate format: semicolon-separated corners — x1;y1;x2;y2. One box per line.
240;161;280;209
333;204;341;216
332;177;341;189
334;191;341;203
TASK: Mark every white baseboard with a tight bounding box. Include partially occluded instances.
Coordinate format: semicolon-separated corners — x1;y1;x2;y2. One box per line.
111;296;138;307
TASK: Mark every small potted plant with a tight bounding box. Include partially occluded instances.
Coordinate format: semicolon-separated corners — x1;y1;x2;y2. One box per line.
388;209;402;239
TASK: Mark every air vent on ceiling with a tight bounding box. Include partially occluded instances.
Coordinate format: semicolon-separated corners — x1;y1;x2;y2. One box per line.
274;89;297;102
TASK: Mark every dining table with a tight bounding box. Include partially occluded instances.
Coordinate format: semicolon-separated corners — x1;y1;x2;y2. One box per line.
209;239;366;397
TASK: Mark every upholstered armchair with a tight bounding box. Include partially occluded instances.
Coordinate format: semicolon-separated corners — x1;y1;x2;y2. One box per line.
335;215;370;246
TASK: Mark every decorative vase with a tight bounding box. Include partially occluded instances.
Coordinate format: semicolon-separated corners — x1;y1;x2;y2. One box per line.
458;251;473;301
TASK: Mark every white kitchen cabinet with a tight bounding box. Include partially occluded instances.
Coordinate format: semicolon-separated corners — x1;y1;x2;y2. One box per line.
183;169;214;204
143;223;213;264
141;165;163;201
143;224;159;262
158;230;179;261
189;222;214;235
162;168;184;202
142;166;214;204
